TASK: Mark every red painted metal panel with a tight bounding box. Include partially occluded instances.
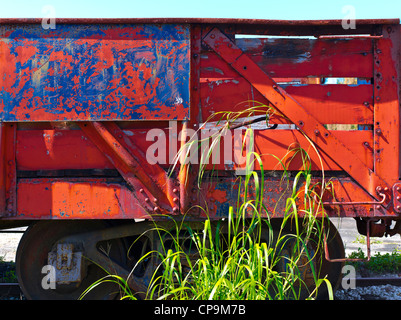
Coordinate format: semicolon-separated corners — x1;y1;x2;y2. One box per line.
0;24;190;121
15;178;151;220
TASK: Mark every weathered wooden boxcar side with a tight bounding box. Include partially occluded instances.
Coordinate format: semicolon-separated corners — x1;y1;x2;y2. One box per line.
0;18;400;299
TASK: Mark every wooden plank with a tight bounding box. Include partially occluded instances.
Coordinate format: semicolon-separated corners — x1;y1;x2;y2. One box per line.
16;129;113;171
16;128;373;173
202;37;373;78
211;129;373;172
201;79;374;124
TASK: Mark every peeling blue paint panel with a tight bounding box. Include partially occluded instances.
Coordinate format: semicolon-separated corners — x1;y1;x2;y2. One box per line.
0;24;190;121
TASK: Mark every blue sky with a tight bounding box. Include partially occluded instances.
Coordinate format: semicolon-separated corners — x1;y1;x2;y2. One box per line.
0;0;399;20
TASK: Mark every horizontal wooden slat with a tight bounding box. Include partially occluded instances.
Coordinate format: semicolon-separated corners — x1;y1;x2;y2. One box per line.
223;129;373;172
16;128;373;172
201;79;374;124
202;37;373;78
17;129;113;171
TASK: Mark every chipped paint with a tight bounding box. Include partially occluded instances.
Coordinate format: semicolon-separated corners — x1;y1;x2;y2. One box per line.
0;24;190;121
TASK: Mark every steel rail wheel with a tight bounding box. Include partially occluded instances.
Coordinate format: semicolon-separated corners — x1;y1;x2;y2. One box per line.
16;221;127;300
275;219;345;299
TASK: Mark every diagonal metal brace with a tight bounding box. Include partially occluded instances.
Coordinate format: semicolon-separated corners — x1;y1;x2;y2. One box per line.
203;27;390;200
78;121;179;214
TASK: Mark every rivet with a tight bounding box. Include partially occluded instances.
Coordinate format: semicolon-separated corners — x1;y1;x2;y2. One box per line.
153;198;158;203
153;207;159;212
376;205;381;209
145;198;150;202
173;188;178;193
173;197;178;202
397;206;401;211
172;207;179;213
314;129;320;136
139;188;144;193
210;34;215;39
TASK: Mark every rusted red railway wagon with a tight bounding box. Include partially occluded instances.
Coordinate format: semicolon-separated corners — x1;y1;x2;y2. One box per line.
1;18;400;299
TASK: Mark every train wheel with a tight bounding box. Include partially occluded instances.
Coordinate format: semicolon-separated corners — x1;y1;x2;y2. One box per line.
16;220;126;300
275;219;344;299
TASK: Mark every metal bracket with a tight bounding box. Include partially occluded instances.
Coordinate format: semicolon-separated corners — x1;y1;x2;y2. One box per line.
48;243;85;285
393;183;401;213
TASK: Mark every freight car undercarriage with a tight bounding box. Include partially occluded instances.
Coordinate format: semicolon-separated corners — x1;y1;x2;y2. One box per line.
0;18;400;299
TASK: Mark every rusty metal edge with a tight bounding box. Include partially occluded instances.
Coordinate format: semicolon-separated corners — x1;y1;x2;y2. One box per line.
0;18;398;25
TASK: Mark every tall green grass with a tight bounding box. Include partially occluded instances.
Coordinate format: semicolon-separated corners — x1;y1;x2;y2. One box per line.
81;103;333;300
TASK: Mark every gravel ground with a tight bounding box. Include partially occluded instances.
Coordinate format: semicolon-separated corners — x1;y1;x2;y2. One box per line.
335;284;401;300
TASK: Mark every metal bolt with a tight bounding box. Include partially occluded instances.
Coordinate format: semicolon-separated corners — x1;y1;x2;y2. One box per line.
173;188;178;193
314;129;320;136
376;205;381;210
173;197;178;202
210;34;215;39
153;207;159;212
139;188;144;193
172;207;179;213
376;128;382;135
363;101;370;107
145;198;150;202
153;198;158;203
397;206;401;211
